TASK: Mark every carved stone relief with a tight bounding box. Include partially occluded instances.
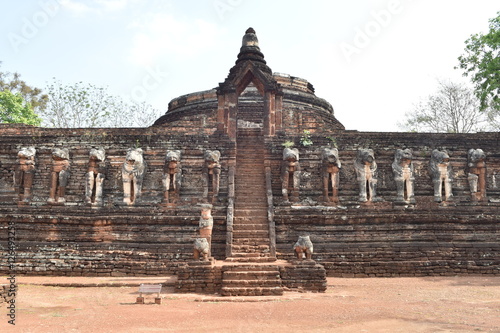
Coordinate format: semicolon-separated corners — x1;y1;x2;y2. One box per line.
321;147;341;204
193;238;209;261
163;150;182;204
294;235;313;260
467;148;487;202
85;148;106;206
198;203;213;258
281;147;300;203
122;148;146;205
15;147;36;203
48;148;70;204
392;149;415;204
354;149;379;202
429;149;453;202
202;150;221;203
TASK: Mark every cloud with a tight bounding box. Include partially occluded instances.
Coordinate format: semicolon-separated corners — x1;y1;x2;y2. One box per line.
128;13;222;67
59;0;129;15
95;0;128;11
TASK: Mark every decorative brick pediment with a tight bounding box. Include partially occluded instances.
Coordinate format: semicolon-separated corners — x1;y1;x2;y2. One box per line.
216;28;283;138
217;28;282;97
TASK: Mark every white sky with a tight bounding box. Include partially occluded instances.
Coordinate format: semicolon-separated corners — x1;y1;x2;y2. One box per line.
0;0;498;131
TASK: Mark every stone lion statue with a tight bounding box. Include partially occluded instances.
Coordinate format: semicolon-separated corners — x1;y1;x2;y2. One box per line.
48;148;70;204
193;238;210;261
392;148;415;204
294;235;313;260
429;149;453;202
85;148;106;206
281;147;300;203
321;147;341;203
15;147;36;203
163;150;182;204
202;150;221;203
17;146;36;159
354;149;379;202
198;203;214;229
467;148;487;201
122;148;146;205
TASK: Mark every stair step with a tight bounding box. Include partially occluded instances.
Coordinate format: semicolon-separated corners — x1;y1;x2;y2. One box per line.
233;230;269;238
234;197;266;200
230;252;263;258
234;134;270;261
232;224;268;231
231;253;270;259
232;240;270;246
233;205;268;210
232;246;270;253
233;243;269;248
234;193;266;196
234;179;264;182
222;280;281;288
233;210;267;217
234;194;266;197
233;222;268;227
224;257;277;263
235;177;264;179
232;239;271;246
233;215;268;221
233;204;267;208
222;264;279;271
232;232;269;238
220;287;283;296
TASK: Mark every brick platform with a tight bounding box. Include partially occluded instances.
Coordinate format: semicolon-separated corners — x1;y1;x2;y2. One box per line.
0;28;499;284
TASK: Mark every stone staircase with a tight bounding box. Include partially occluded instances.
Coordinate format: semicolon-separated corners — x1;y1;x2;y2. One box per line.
221;264;283;296
220;128;282;296
228;128;274;263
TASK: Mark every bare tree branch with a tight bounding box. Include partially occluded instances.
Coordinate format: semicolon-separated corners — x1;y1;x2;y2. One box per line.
400;80;490;133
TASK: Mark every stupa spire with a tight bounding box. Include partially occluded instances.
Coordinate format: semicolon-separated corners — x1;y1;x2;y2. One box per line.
236;27;266;65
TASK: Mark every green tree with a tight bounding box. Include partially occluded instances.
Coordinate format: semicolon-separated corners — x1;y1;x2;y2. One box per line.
457;11;500;114
41;79;162;128
400;80;488;133
0;90;41;125
0;63;48;114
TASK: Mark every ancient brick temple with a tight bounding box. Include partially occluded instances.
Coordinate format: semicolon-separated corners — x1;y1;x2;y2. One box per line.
0;28;499;295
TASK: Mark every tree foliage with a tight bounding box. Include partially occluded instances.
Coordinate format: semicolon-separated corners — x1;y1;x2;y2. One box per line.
457;11;500;113
0;63;45;126
400;80;488;133
41;79;163;128
0;64;48;114
0;90;41;126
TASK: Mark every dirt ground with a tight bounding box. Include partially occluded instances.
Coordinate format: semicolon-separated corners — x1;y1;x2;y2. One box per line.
1;276;499;332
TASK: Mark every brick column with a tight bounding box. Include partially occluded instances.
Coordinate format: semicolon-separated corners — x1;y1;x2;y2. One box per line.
217;94;226;133
227;92;238;141
275;94;283;132
264;91;276;136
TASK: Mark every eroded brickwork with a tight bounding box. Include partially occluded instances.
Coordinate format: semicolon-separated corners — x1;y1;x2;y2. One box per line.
0;127;233;275
0;28;498;283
